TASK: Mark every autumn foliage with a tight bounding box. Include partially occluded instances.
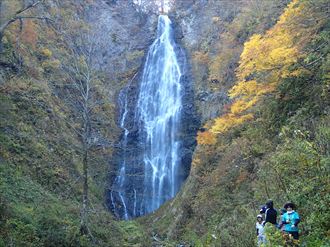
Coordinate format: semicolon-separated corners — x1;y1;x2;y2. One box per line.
197;130;216;145
21;20;38;48
207;0;323;136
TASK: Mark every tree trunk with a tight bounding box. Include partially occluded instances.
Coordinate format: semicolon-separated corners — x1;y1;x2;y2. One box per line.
80;104;91;235
80;145;89;235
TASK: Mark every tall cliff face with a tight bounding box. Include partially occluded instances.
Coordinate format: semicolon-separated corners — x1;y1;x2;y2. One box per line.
108;13;199;220
84;1;158;102
140;0;294;245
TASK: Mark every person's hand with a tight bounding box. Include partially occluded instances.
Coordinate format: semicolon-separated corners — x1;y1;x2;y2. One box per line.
291;225;295;228
286;219;290;223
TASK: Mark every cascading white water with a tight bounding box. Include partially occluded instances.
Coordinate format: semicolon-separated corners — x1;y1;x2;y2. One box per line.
110;84;130;220
110;15;185;219
136;15;182;214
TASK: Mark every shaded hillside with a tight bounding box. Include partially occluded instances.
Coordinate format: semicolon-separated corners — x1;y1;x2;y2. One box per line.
0;0;154;246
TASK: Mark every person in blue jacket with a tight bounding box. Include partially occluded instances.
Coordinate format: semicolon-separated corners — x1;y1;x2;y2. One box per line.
280;202;301;240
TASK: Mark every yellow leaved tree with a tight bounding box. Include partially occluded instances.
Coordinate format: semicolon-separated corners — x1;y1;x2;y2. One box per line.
210;0;320;135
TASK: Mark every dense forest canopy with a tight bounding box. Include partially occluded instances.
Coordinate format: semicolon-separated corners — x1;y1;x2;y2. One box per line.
0;0;329;246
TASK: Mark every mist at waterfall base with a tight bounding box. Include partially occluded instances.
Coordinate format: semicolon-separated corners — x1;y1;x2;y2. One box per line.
108;15;197;220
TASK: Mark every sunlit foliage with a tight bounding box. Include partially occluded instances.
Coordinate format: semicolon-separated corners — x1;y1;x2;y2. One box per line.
197;130;216;145
210;0;326;134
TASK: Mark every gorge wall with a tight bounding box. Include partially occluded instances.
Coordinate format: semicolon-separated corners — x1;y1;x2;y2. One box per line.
139;0;308;246
1;0;328;246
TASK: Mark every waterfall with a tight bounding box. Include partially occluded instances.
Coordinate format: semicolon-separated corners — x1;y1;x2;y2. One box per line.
136;15;182;214
110;83;131;220
110;15;186;219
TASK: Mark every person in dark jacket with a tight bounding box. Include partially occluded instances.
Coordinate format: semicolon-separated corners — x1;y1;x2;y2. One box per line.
260;200;277;226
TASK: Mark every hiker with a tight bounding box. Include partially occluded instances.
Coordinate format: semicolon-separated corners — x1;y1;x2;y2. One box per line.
256;214;266;246
260;200;277;226
280;202;300;240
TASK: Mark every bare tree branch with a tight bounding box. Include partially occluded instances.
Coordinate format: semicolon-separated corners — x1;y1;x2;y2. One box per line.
0;0;55;53
0;0;44;34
